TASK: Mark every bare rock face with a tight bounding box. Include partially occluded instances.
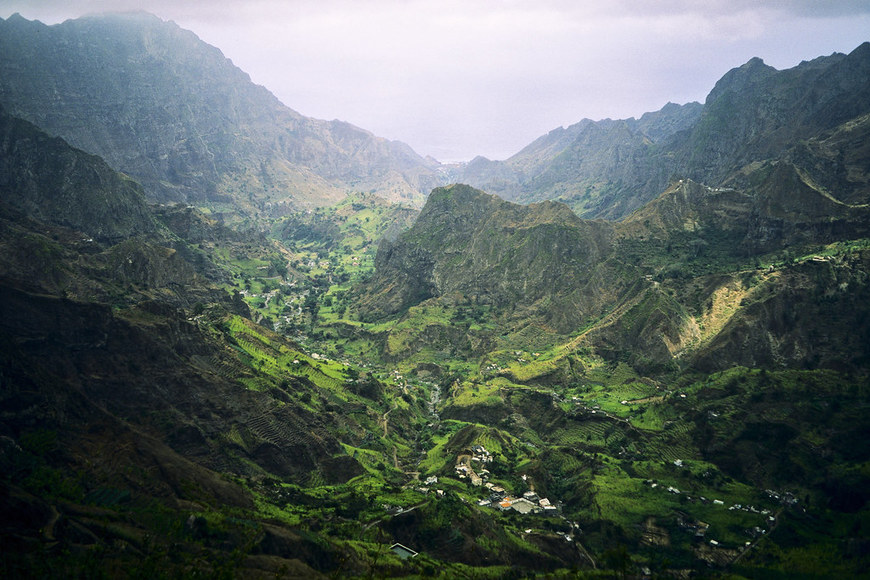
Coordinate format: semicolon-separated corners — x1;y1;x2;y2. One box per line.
0;13;442;209
0;107;157;244
460;43;870;220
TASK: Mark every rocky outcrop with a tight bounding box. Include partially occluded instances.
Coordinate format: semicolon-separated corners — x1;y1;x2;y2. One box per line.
0;107;157;244
355;184;622;333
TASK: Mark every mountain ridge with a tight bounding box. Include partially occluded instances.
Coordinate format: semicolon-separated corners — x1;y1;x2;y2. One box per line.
459;43;870;220
1;17;870;578
356;166;870;373
0;12;443;212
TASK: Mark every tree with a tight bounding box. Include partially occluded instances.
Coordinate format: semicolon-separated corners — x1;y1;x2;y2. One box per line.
303;293;319;325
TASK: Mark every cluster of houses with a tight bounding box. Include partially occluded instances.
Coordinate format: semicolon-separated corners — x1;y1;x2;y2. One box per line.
764;489;799;506
641;469;790;550
455;445;561;516
483;362;505;374
482;351;544;375
479;489;560;516
676;512;711;540
414;444;564;517
645;476;773;515
453;444;493;487
571;397;603;414
415;475;446;497
301;259;331;270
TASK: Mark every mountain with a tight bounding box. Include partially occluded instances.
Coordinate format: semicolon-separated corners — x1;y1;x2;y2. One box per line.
460;43;870;220
0;12;443;212
0;105;603;576
355;174;870;373
459;101;703;217
339;147;870;577
0;105;157;244
0;106;442;577
2;24;870;578
356;184;621;334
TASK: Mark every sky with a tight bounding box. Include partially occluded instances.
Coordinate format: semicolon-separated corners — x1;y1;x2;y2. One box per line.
2;1;870;162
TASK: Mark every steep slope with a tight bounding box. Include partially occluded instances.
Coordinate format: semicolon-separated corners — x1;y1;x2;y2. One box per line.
681;46;870;187
337;177;870;577
460;102;703;217
0;12;442;210
354;158;870;372
0;111;592;580
0;103;442;578
355;184;630;336
0;108;373;481
0;106;157;244
461;43;870;220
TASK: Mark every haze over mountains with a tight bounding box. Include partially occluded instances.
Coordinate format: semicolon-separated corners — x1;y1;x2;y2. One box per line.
1;11;869;579
0;12;442;212
2;11;869;221
460;44;870;219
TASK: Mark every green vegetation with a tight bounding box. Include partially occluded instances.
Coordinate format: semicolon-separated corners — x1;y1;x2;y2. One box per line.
7;186;867;577
5;106;870;580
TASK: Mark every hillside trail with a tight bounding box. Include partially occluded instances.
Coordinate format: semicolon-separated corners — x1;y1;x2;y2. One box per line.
42;505;61;544
361;501;428;532
380;403;403;469
381;403;397;438
730;508;784;566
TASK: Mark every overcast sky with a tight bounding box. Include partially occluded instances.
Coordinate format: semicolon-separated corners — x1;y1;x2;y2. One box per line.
2;1;870;161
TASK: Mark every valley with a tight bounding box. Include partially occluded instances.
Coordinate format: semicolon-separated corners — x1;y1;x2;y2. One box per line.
1;12;869;579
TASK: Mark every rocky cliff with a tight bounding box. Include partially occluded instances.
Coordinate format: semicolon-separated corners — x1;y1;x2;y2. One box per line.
461;43;870;220
0;106;157;244
0;12;442;210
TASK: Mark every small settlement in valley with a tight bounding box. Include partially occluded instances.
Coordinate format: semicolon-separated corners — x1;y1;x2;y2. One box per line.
444;444;562;516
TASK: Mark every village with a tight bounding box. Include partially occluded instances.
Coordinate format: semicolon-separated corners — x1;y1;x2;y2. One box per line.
412;444;564;518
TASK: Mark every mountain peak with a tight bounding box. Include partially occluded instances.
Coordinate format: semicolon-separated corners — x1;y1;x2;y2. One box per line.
1;12;42;28
706;56;777;104
0;12;441;209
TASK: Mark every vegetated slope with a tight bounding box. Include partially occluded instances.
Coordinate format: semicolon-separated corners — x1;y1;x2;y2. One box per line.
0;108;592;579
461;42;870;220
0;110;434;577
274;192;420;254
0;12;442;211
343;106;870;576
354;160;870;374
0;109;387;484
355;184;630;337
